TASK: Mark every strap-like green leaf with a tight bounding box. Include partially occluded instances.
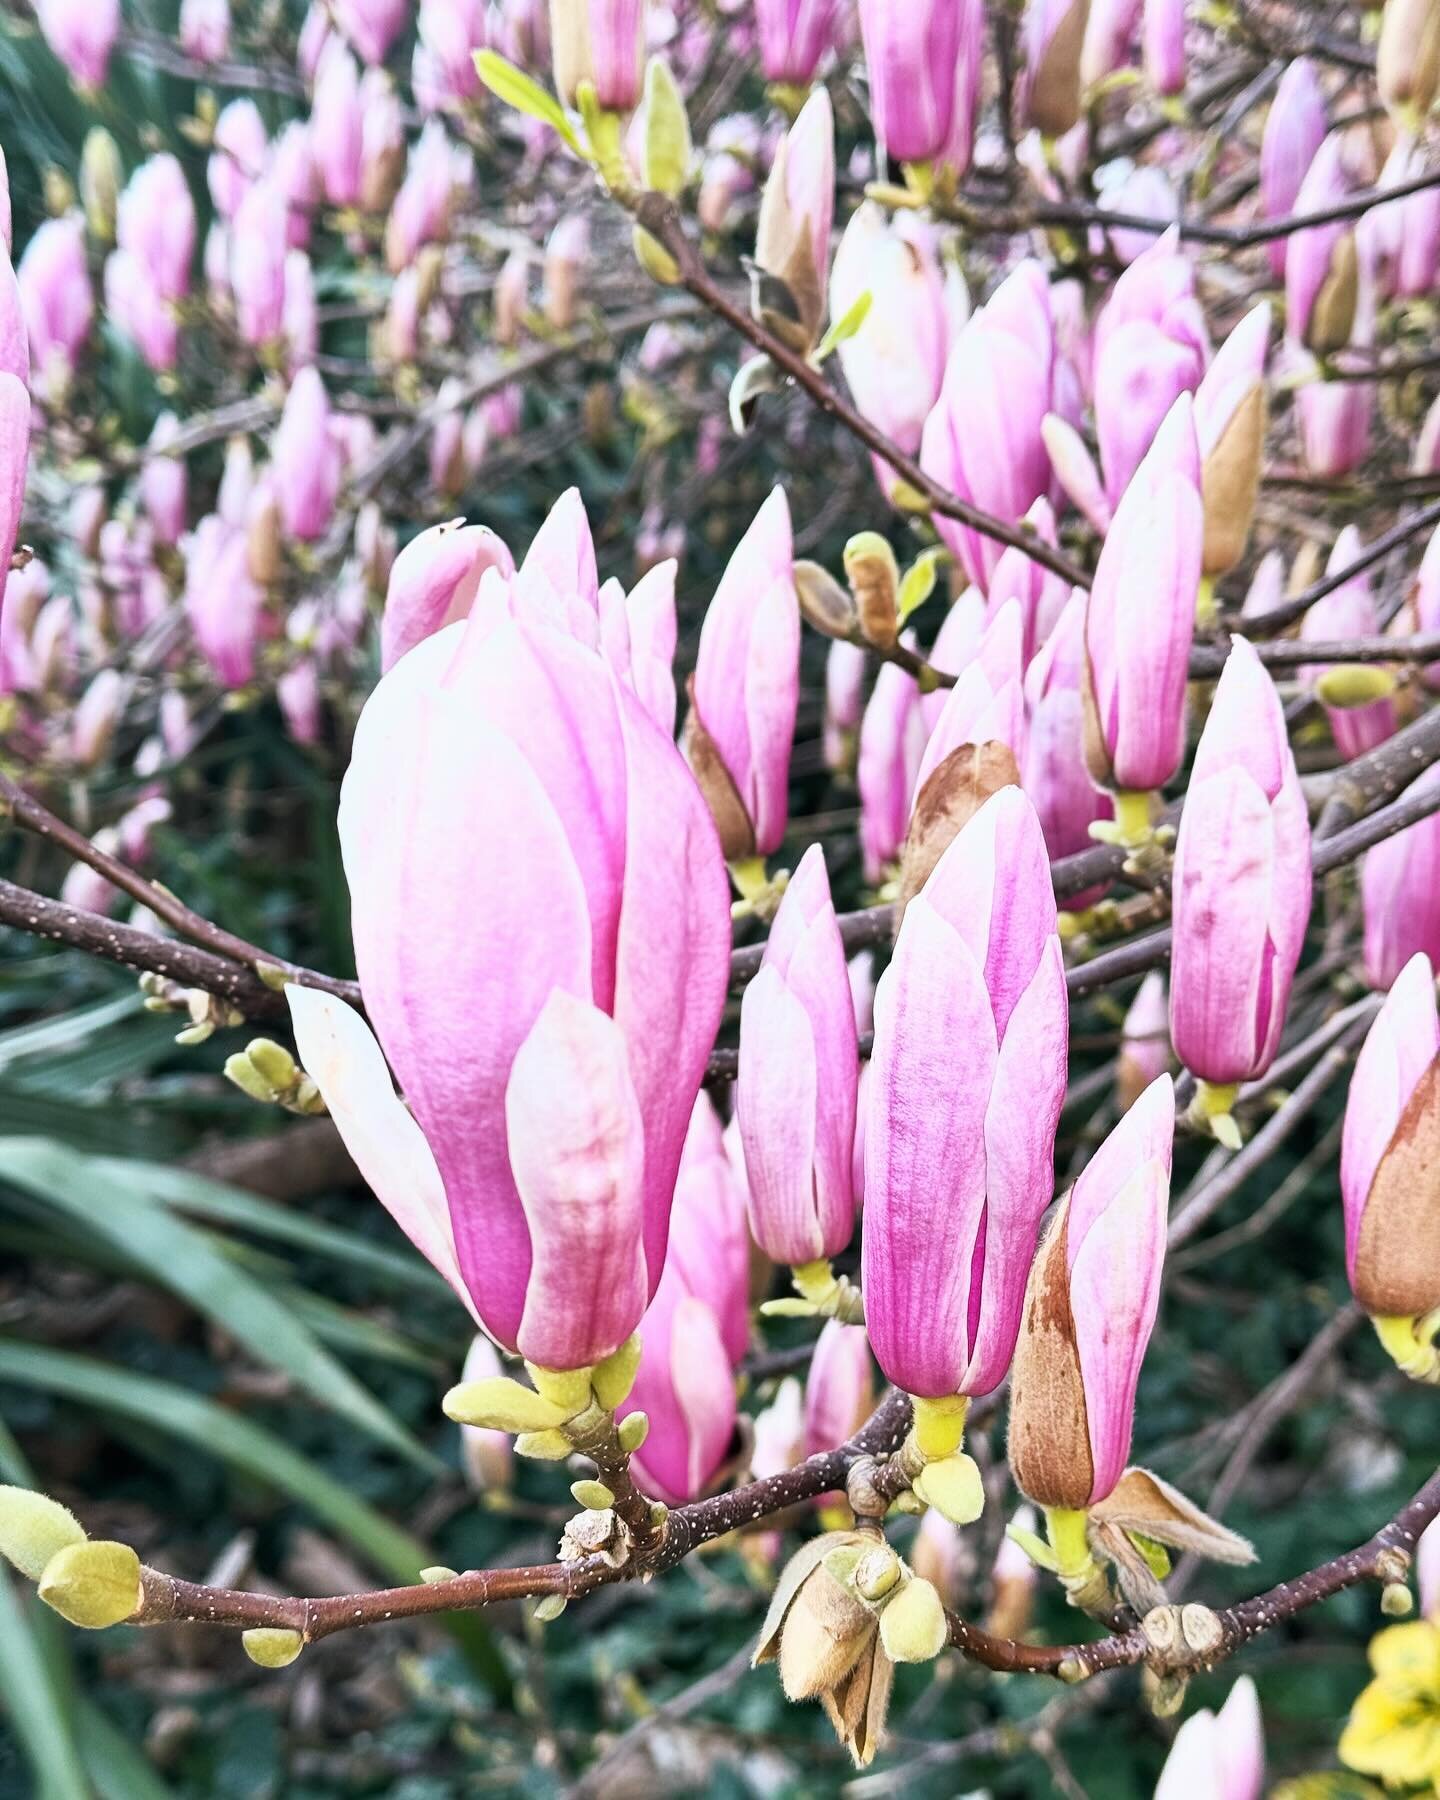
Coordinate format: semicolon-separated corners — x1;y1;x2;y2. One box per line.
473;50;585;156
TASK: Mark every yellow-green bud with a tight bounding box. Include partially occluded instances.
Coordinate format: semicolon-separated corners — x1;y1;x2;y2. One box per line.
224;1052;277;1104
242;1627;303;1667
247;1038;299;1091
442;1376;571;1434
80;130;121;243
513;1429;575;1460
617;1411;649;1454
878;1576;947;1664
570;1480;615;1510
913;1453;985;1526
852;1545;902;1602
38;1541;142;1628
526;1363;594;1415
1316;664;1398;710
591;1335;643;1411
419;1566;458;1583
0;1486;86;1581
533;1594;567;1623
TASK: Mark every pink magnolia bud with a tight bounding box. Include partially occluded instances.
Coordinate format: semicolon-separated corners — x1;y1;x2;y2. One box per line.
1286;135;1359;355
117;155;195;304
757;0;839;83
271;123;321;248
550;0;648;111
1082;394;1202;794
180;0;230;61
382;519;516;672
987;498;1068;664
685;488;800;860
823;637;866;773
857;0;984;174
1017;0;1090;137
230;183;289;347
542;213;589;330
738;845;859;1265
1155;1677;1264;1800
1301;526;1396;758
1010;1075;1172;1509
278;658;323;746
358;71;407;215
1241;550;1284;621
1260;59;1327;278
0;370;27;589
863;786;1068;1398
208;100;269;219
312;44;365;207
70;668;124;767
1022;589;1113;869
1194;301;1271;577
290;605;732;1359
417;0;487;103
335;0;409;65
1042;412;1112;534
754;88;834;355
1094;226;1209;368
36;0;119;88
750;1377;805;1481
283;250;317;368
698;114;761;234
1170;637;1312;1087
513;485;600;639
1118;969;1170;1109
597;562;679;738
17;216;92;397
1420;1515;1440;1618
140;412;187;547
61;840;120;917
1362;767;1440;990
804;1320;874;1456
1094;317;1198;505
103;250;177;373
1081;0;1140;85
858;658;926;880
913;597;1028;795
184;514;265;687
921;264;1055;592
1366;140;1440;301
1091;162;1179;266
272;368;340;543
118;793;171;864
385;122;464;272
671;1093;752;1365
831;206;953;482
1293;363;1372;479
1342;952;1440;1319
1141;0;1185;95
457;1336;514;1492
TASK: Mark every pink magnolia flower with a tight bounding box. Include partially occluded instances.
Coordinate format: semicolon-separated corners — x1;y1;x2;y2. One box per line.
1293;359;1372;478
922;266;1055;593
1286;135;1358;355
36;0;119;87
288;604;732;1364
312;43;365;207
180;0;231;61
1141;0;1185;95
685;488;800;860
272;368;341;543
596;561;679;740
551;0;648;111
757;0;840;83
1154;1677;1264;1800
1081;0;1141;85
1083;393;1202;794
1361;767;1440;990
1170;637;1312;1087
1009;1075;1173;1508
117;156;196;304
1260;59;1326;278
334;0;409;64
1022;589;1113;873
17;215;92;396
986;497;1069;665
1341;953;1440;1317
381;519;517;672
857;0;984;174
1301;526;1396;759
140;413;188;548
858;658;927;881
417;0;487;103
754;88;834;354
0;368;29;591
183;514;266;687
738;845;859;1265
103;251;177;373
823;637;866;773
385;122;465;271
230;183;289;348
208;100;269;219
863;787;1068;1398
913;596;1028;797
804;1320;874;1456
830;206;954;492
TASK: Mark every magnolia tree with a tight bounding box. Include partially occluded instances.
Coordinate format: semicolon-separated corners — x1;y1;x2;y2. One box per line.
2;0;1440;1789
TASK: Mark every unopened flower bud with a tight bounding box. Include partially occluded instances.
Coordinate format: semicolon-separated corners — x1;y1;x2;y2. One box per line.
618;1410;649;1453
793;558;859;641
853;1545;902;1602
242;1627;303;1667
0;1486;86;1580
843;533;900;649
877;1574;947;1664
1378;0;1440;131
38;1540;142;1628
80;129;122;244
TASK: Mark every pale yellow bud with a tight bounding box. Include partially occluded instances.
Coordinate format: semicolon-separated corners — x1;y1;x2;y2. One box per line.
242;1627;304;1667
38;1541;142;1628
0;1486;86;1581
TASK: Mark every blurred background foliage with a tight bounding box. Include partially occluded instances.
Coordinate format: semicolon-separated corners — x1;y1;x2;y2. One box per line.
0;2;1423;1797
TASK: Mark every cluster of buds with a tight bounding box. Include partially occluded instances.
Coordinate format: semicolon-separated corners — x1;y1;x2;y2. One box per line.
224;1036;326;1115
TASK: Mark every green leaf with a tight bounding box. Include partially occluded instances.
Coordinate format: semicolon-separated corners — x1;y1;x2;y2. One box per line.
74;1699;176;1799
0;1339;511;1701
642;57;691;197
0;1571;90;1800
898;547;945;624
473;50;585;156
813;289;872;365
0;1139;438;1472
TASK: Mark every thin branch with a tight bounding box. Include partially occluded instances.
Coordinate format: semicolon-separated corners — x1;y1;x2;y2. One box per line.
1238;502;1440;637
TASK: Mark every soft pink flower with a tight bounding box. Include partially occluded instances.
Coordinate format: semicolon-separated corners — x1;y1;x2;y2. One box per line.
1361;767;1440;990
36;0;119;87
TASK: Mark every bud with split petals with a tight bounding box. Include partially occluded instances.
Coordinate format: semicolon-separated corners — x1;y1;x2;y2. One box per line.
1260;59;1327;278
1301;526;1397;759
381;519;516;671
753;89;834;355
1286;135;1359;355
551;0;648;112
